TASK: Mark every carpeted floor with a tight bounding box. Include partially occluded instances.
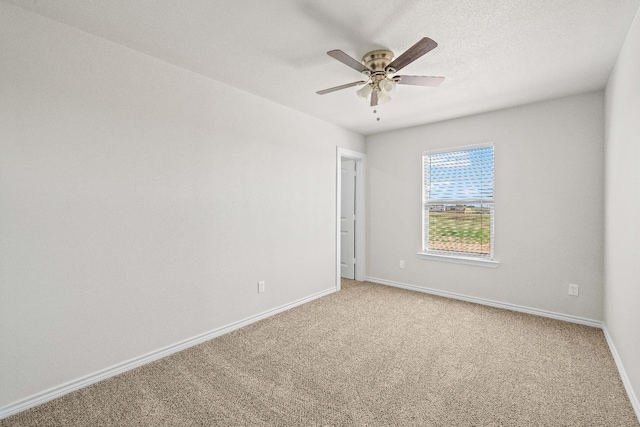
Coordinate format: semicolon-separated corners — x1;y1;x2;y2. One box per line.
2;279;638;426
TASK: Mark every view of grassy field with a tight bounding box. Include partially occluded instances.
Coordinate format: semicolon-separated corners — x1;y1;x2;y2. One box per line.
428;211;491;255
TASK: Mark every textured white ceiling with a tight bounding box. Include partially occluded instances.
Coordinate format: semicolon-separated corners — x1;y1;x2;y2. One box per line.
5;0;640;135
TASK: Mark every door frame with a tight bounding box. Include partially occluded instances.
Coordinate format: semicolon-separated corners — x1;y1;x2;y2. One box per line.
336;147;367;290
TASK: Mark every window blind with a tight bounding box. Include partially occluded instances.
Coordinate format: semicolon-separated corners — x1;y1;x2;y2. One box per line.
423;145;494;257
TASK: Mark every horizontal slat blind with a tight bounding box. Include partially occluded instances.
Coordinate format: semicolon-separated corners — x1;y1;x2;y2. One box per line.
425;146;494;200
423;145;494;256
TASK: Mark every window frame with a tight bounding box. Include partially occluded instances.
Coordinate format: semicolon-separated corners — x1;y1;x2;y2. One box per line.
418;143;499;268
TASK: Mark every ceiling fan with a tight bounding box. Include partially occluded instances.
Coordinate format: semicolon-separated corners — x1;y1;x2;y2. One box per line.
316;37;444;107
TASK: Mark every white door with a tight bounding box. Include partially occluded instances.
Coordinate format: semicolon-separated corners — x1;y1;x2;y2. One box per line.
341;159;356;279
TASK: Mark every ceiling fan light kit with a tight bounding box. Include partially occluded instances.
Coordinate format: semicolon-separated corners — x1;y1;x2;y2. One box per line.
378;78;396;93
317;37;445;116
356;83;373;99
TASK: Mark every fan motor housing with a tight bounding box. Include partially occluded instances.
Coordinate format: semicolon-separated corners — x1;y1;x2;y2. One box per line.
361;50;394;72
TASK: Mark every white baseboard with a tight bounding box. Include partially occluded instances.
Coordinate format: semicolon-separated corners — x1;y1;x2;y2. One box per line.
602;325;640;423
365;276;602;328
0;287;336;420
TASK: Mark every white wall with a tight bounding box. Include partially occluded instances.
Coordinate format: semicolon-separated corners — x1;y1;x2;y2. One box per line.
0;3;364;409
366;92;604;321
604;6;640;414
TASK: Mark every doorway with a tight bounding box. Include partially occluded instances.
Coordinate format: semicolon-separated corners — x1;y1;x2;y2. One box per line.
336;147;366;290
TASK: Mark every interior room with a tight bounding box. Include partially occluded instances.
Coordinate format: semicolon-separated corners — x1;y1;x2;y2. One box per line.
1;0;639;425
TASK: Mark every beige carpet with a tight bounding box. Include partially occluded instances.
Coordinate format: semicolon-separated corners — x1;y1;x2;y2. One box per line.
2;279;638;426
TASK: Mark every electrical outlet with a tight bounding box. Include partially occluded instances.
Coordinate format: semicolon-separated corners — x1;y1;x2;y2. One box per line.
258;281;265;293
399;260;405;269
568;283;579;296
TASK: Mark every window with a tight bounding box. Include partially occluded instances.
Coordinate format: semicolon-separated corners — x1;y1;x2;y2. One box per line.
421;144;496;264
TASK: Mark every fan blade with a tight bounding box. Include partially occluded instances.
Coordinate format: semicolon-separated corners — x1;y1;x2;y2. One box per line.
370;90;378;107
327;50;370;73
316;81;366;95
396;75;445;87
386;37;438;72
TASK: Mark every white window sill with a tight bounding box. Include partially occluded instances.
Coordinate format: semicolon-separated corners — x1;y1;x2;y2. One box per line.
417;252;500;268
